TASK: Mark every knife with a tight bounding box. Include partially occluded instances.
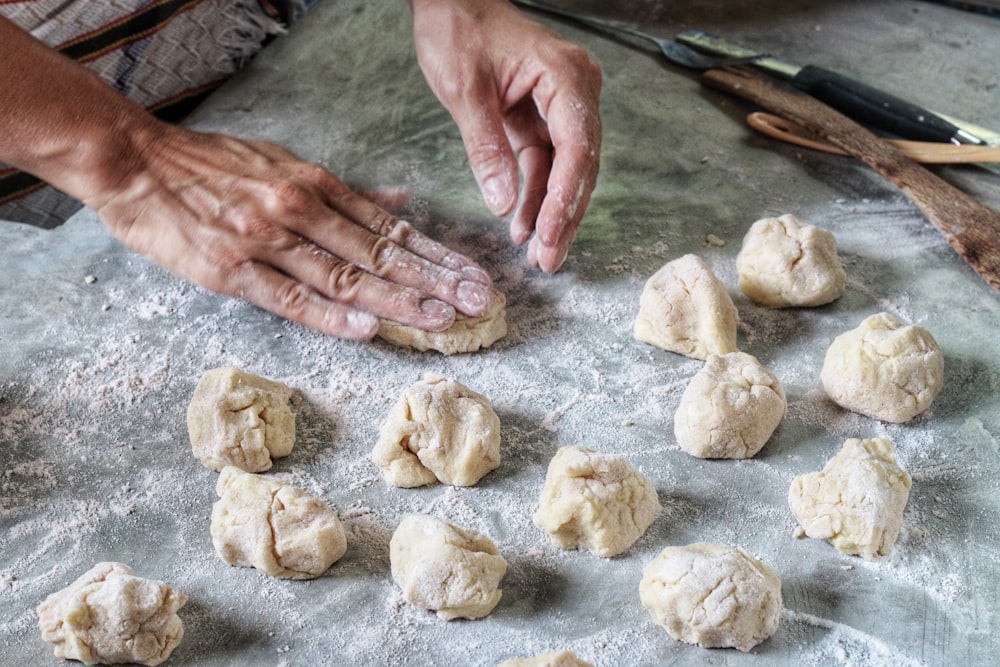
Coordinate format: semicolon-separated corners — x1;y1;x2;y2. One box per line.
676;29;988;146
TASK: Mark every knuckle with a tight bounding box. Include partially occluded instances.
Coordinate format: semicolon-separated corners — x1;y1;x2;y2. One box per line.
325;261;366;300
273;280;314;318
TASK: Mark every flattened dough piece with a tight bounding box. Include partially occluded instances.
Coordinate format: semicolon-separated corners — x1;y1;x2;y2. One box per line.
534;445;661;558
373;375;501;487
187;366;295;472
211;466;347;579
390;514;507;620
639;543;782;653
37;562;186;667
377;290;507;354
737;214;846;307
788;437;911;559
674;352;786;459
634;254;738;360
498;650;595;667
821;312;943;423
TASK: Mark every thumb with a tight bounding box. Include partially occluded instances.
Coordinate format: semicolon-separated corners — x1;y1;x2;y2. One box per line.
455;103;519;217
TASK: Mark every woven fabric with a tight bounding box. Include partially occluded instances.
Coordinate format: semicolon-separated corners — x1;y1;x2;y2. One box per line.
0;0;290;227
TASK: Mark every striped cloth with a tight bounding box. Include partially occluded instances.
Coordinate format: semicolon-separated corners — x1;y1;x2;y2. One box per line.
0;0;297;227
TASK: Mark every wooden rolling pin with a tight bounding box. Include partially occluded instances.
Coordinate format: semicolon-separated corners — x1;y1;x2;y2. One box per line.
703;67;1000;292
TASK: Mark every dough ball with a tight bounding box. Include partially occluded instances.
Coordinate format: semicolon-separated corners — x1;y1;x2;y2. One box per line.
211;466;347;579
373;375;501;488
390;514;507;620
639;543;782;653
187;366;295;472
736;214;846;307
821;312;944;423
633;254;738;360
377;290;507;354
788;437;911;559
37;562;186;667
533;445;660;558
674;352;786;459
497;650;595;667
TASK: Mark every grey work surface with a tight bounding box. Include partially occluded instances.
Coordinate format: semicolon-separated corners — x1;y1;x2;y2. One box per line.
3;1;1000;665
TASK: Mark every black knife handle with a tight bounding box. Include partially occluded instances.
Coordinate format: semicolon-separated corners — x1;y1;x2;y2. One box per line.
791;65;964;143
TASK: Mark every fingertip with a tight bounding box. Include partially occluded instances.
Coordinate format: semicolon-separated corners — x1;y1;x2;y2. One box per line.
482;173;517;217
332;309;380;340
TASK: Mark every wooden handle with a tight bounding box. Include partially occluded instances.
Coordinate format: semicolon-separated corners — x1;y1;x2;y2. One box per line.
704;68;1000;292
747;111;1000;164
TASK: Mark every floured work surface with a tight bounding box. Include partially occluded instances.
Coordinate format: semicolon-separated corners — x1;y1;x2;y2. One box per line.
2;1;1000;665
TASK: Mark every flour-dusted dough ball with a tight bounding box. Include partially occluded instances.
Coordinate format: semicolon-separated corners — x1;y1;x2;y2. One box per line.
821;312;944;423
378;290;507;354
674;352;786;459
37;562;186;666
534;445;661;558
373;375;501;488
390;514;507;620
187;366;295;472
498;650;595;667
639;543;782;653
737;214;846;307
634;254;738;360
211;466;347;579
789;437;911;559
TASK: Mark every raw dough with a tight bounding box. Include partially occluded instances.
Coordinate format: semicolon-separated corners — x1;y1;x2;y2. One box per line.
736;213;846;307
633;254;738;360
377;290;507;354
211;466;347;579
674;352;786;459
639;542;782;653
788;437;911;559
497;650;595;667
37;562;186;667
373;375;500;487
533;445;660;558
187;366;295;472
389;514;507;620
820;312;944;423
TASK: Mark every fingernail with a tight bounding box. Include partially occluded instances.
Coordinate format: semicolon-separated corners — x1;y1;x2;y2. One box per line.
483;176;512;216
457;280;491;315
420;299;455;328
461;264;493;285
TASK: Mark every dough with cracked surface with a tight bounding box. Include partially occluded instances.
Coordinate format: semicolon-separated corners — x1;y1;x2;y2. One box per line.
187;366;295;472
211;466;347;579
373;375;500;487
497;650;595;667
639;542;782;653
377;290;507;354
821;312;943;423
737;214;846;307
533;445;660;558
633;254;738;360
390;514;507;620
37;562;186;667
788;437;911;559
674;352;786;459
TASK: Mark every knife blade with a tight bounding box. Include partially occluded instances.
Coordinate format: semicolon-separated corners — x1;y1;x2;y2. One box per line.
676;29;990;146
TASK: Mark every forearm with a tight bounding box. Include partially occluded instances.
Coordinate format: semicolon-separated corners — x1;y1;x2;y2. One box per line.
0;17;162;209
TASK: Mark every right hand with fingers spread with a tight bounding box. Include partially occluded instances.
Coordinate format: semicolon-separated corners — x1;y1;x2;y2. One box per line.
91;124;496;340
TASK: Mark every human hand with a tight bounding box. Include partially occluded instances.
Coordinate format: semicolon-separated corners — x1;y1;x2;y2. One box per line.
410;0;602;273
87;124;495;340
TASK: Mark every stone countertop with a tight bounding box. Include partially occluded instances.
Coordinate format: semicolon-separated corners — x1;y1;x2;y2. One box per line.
2;1;999;665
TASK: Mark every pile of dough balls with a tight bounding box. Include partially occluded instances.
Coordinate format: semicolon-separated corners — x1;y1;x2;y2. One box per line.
390;514;507;620
37;562;187;667
639;543;783;652
789;437;912;559
821;312;944;423
373;375;501;487
533;445;661;558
